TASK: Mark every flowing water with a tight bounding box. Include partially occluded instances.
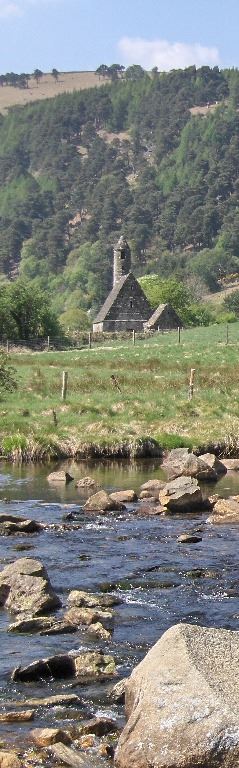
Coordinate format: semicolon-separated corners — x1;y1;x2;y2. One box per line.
0;459;238;753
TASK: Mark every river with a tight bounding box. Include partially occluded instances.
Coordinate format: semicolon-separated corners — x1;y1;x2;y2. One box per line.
0;459;238;755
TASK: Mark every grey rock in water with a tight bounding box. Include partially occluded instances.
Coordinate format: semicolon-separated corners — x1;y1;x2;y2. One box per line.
83;490;125;513
49;743;90;768
0;513;43;535
110;490;138;503
0;558;61;616
177;532;202;543
48;470;74;484
30;727;72;747
0;751;22;768
12;650;116;683
67;589;121;608
78;716;118;737
76;476;98;488
64;605;113;630
110;677;127;704
221;458;239;471
207;496;239;524
199;452;226;475
115;623;239;768
0;710;35;723
159;475;205;513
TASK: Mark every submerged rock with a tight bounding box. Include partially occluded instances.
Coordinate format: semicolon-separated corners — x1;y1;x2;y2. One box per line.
78;716;118;737
159;475;205;513
0;558;61;616
115;623;239;768
83;490;125;513
49;743;90;768
19;693;81;708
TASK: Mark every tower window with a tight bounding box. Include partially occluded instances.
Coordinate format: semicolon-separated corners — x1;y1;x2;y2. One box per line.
121;250;125;260
130;298;133;309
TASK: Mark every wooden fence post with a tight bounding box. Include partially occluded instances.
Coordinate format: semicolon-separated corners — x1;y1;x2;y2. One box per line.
62;371;68;401
178;326;181;344
188;368;196;401
132;329;136;346
6;340;9;354
88;332;92;349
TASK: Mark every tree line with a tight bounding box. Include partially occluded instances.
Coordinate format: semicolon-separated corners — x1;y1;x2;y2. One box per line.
0;69;59;89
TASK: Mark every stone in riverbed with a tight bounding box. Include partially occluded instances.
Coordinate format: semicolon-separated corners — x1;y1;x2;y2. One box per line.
0;514;43;534
49;743;90;768
48;470;73;484
177;532;202;544
199;452;226;475
207;497;239;524
67;589;121;608
110;678;126;704
0;752;22;768
109;490;138;503
78;716;118;737
87;621;111;640
220;458;239;471
159;475;205;513
12;650;115;682
115;623;239;768
0;710;35;723
83;490;125;513
0;558;61;616
17;694;81;708
139;479;165;497
30;727;72;747
76;477;98;488
64;606;113;630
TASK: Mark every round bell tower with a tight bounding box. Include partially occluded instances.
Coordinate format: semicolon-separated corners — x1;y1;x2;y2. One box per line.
113;235;131;287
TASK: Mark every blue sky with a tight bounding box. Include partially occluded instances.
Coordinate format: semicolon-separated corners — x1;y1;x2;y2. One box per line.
1;0;239;74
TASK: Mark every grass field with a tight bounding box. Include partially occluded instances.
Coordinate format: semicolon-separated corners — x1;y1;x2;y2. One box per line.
0;72;102;114
1;323;239;459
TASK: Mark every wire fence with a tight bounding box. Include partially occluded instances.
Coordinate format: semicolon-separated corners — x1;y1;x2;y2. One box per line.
0;322;237;353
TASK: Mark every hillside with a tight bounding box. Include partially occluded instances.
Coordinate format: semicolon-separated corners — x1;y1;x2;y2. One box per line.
1;64;239;324
0;71;102;114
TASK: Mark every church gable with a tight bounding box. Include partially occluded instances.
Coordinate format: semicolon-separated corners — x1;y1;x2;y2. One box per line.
93;272;151;332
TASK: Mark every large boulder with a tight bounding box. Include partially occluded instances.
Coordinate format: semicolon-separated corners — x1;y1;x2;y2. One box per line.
162;448;190;478
159;476;205;513
207;497;239;524
83;490;125;513
0;558;61;616
177;454;217;481
115;623;239;768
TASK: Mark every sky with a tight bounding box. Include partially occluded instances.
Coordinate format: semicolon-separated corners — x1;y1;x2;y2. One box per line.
1;0;239;74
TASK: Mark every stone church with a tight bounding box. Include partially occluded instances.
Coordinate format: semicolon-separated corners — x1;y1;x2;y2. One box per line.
93;236;151;332
93;235;183;333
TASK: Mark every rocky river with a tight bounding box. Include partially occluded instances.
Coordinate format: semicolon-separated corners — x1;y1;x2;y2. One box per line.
0;456;238;767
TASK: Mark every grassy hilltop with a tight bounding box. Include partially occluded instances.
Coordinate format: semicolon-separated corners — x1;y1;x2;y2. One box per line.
0;71;102;114
1;324;239;460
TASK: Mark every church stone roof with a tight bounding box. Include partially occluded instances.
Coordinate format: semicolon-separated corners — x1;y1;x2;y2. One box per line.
146;303;182;329
94;274;129;323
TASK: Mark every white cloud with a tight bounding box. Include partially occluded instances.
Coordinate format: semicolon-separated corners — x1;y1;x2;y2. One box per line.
0;0;61;16
0;1;22;16
118;36;220;71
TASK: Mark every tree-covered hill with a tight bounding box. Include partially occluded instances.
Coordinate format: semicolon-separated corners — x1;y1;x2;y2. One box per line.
1;64;239;321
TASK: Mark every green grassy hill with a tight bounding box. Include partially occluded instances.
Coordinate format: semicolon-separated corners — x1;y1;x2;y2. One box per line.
1;323;239;459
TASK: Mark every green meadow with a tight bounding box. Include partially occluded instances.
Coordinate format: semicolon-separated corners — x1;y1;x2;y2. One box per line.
1;323;239;459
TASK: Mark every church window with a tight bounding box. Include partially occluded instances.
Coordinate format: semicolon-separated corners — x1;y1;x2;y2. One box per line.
130;298;133;308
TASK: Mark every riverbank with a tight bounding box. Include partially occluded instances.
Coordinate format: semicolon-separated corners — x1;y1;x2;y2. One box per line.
1;324;239;461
